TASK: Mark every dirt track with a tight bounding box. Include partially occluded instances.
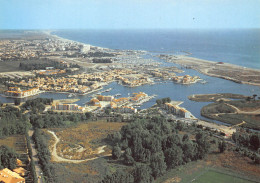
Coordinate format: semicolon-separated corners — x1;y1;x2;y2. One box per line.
47;130;109;163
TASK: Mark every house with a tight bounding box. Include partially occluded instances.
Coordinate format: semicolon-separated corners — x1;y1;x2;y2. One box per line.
0;168;25;183
90;98;101;107
97;95;114;102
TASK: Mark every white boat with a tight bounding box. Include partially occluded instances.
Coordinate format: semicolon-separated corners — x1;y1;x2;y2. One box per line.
105;88;112;92
114;93;121;97
68;93;76;98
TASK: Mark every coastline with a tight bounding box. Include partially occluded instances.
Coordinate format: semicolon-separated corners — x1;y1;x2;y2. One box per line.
47;31;260;87
43;30;111;51
161;55;260;86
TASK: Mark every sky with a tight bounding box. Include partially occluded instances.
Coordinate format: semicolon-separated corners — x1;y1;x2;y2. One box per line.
0;0;260;29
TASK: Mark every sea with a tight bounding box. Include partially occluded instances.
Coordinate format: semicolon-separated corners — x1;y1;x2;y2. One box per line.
1;29;260;124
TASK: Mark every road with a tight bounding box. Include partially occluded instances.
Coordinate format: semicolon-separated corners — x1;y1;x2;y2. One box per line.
28;130;44;183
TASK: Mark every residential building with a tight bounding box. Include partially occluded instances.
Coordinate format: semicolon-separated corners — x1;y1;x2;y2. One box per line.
0;168;25;183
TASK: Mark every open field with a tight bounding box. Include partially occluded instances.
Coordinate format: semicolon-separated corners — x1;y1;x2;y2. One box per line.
44;120;128;182
201;100;260;130
189;93;248;102
157;144;260;183
0;58;54;73
192;170;256;183
0;61;22;72
0;135;27;154
48;120;126;161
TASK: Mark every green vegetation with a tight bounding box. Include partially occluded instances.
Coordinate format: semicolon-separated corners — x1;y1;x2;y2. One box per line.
30;111;90;128
21;98;53;113
156;97;171;106
0;145;17;170
103;116;211;182
83;51;116;58
32;129;58;182
189;93;248;102
218;140;227;153
201;103;236;114
216;114;260;130
0;105;30;137
201;100;260;130
193;170;255;183
19;61;80;71
92;58;112;63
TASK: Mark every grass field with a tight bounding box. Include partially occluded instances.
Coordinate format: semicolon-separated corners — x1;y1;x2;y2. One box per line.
193;170;256;183
0;135;27;154
0;61;21;72
156;145;260;183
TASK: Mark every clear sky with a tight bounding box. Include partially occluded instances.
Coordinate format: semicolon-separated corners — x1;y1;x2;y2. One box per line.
1;0;260;29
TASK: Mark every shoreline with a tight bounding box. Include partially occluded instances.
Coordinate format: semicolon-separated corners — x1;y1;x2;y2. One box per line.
47;31;260;87
160;55;260;86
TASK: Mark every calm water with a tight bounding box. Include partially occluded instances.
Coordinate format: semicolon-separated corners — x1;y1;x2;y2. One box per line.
53;29;260;69
1;29;260;122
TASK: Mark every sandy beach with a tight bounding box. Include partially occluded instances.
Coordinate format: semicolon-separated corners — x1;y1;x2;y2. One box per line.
161;55;260;86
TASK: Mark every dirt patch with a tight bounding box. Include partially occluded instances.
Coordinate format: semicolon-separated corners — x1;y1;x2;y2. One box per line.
164;177;181;183
50;121;126;160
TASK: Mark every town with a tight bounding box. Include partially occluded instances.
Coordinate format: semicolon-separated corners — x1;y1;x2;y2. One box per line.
0;31;259;183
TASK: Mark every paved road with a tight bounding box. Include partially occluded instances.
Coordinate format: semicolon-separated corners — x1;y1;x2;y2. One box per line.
28;130;44;183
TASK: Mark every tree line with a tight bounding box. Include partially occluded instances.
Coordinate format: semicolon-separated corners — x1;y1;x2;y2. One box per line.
30;111;92;128
232;130;260;164
103;116;210;183
32;129;57;182
21;98;53;113
19;61;80;71
156;97;171;106
0;105;30;137
92;58;112;63
0;145;18;170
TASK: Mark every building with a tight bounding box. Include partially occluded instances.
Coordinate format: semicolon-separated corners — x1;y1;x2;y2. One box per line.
90;98;101;107
164;102;192;118
0;168;25;183
5;87;39;98
52;103;85;112
80;44;91;53
97;95;114;102
131;92;148;102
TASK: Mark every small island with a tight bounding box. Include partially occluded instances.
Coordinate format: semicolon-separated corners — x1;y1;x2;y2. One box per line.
189;93;260;130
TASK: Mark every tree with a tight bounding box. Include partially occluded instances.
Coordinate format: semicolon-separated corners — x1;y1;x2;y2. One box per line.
102;169;134;183
14;99;21;106
133;164;153;183
156;99;162;106
250;134;260;150
149;152;166;179
112;145;121;160
195;131;210;159
123;148;135;165
254;153;260;164
85;112;92;119
164;145;183;169
218;140;227;153
182;141;195;163
182;134;189;142
0;145;17;170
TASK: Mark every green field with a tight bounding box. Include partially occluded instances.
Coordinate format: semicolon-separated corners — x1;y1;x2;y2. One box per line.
193;170;256;183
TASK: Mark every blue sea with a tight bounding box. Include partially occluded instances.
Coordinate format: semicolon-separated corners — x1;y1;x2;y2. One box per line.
1;29;260;124
53;29;260;69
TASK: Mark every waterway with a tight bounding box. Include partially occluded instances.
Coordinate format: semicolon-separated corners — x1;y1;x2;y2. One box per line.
1;56;259;123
